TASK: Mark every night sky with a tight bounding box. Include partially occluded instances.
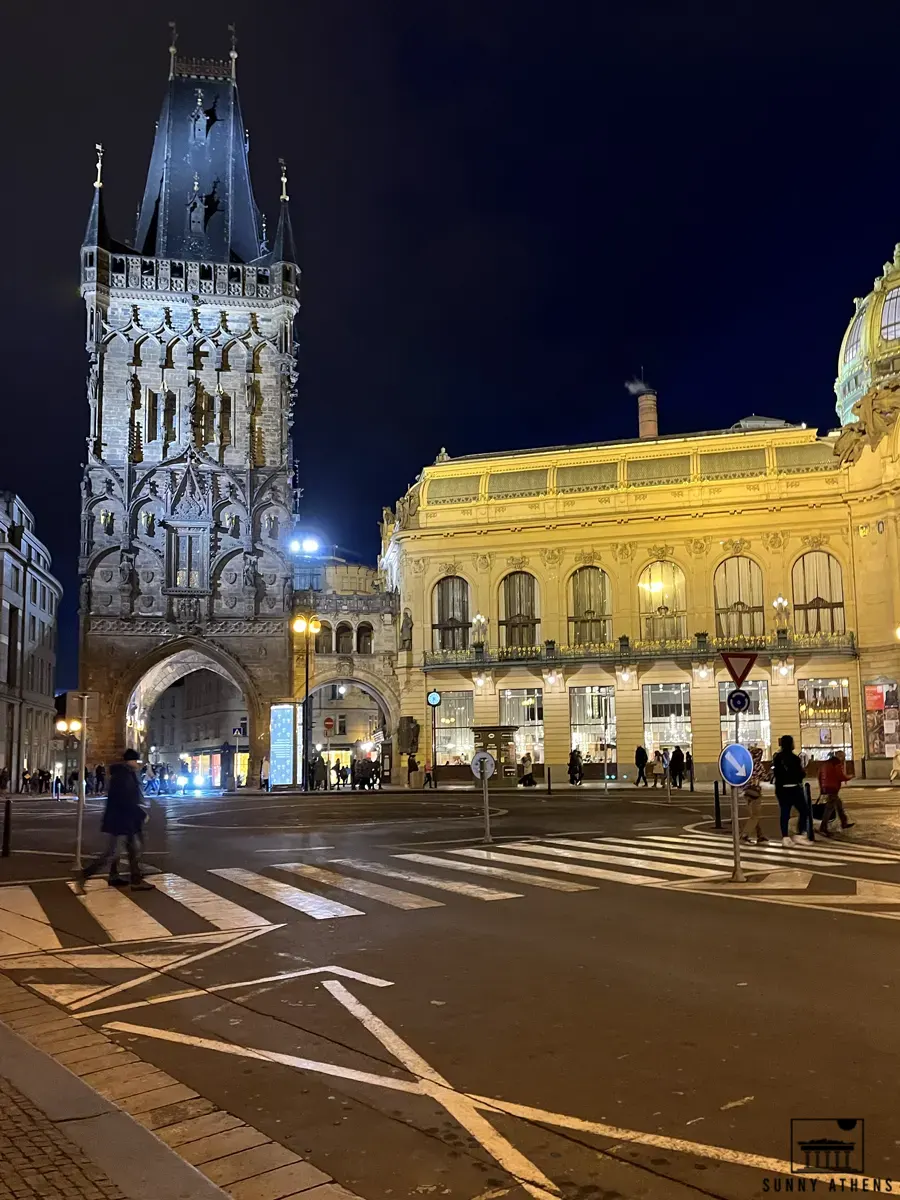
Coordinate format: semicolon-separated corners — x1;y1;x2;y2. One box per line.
5;1;897;689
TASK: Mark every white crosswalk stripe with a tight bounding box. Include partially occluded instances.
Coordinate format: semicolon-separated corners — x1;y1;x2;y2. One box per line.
445;847;670;886
209;868;365;920
501;841;724;879
0;886;62;955
67;879;172;942
329;859;521;900
151;873;274;929
273;863;443;910
394;853;596;892
681;832;900;864
571;837;844;869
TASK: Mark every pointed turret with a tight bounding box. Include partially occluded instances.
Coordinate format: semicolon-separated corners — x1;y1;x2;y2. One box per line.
82;143;109;249
268;159;297;265
134;39;262;263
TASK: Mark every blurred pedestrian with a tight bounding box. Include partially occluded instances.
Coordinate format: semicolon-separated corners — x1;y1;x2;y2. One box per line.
740;746;767;844
260;756;270;792
634;746;649;787
423;760;436;789
818;751;854;836
74;750;153;892
670;746;685;789
568;748;583;785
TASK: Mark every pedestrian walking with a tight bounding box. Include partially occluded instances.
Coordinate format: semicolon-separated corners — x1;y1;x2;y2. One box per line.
634;745;649;787
52;774;62;800
818;751;854;836
891;748;900;782
406;754;419;787
314;756;327;791
685;750;694;789
0;767;8;793
739;746;768;844
332;761;342;789
423;760;436;789
260;756;270;792
73;750;152;892
95;764;106;794
568;748;583;785
772;734;809;847
670;745;685;789
340;764;350;788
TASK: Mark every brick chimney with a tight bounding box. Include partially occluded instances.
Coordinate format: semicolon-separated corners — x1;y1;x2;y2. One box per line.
625;378;658;439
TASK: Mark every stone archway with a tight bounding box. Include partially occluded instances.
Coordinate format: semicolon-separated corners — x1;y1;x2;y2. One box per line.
90;637;267;785
305;661;402;782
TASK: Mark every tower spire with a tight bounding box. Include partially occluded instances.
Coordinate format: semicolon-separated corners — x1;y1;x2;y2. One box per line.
168;21;177;79
269;159;296;264
279;157;289;203
83;143;109;248
228;23;237;80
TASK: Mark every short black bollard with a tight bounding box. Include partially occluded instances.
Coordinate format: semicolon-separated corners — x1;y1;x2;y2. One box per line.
1;797;10;857
805;781;816;842
689;762;695;793
714;779;722;829
546;766;552;795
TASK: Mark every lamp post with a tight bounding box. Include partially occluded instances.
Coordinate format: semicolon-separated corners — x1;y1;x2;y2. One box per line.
292;614;321;791
57;693;89;868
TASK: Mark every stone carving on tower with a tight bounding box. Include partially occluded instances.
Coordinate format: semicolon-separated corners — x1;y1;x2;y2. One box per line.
78;35;300;771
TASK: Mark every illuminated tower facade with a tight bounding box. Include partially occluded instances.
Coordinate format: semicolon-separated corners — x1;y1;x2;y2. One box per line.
78;37;299;776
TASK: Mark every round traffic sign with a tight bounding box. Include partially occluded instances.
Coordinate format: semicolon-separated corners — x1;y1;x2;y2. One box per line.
471;750;496;779
726;688;751;715
426;690;442;707
719;742;754;786
323;717;335;734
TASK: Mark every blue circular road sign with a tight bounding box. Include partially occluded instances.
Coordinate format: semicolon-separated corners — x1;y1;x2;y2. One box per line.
719;743;754;786
726;688;751;715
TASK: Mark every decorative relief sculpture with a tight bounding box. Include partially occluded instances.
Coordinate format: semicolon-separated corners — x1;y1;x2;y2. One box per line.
801;534;829;550
507;555;529;569
473;553;492;572
409;558;426;575
574;549;596;565
646;543;673;561
611;542;637;563
835;380;900;464
438;561;460;576
685;537;711;557
722;538;750;555
540;548;562;567
761;531;789;551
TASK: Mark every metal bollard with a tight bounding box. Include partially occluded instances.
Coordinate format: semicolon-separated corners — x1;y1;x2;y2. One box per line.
689;763;695;793
546;766;552;794
805;781;816;842
714;779;722;829
1;797;10;858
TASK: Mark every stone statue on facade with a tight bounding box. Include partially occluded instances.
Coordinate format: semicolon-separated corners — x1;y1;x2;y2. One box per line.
242;555;258;589
397;716;420;756
835;380;900;464
399;609;413;651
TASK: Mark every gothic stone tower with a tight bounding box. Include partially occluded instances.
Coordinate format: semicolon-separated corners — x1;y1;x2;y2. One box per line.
78;43;299;782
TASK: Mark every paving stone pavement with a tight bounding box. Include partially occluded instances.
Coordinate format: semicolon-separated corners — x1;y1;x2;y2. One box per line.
0;1076;126;1200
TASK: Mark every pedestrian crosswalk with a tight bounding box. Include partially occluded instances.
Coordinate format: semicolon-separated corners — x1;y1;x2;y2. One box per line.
2;831;900;954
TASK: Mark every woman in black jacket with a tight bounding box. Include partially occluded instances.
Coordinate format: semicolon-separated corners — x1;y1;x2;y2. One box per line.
771;734;808;848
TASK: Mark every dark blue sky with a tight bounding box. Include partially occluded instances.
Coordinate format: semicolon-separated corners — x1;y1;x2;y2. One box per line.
5;1;897;688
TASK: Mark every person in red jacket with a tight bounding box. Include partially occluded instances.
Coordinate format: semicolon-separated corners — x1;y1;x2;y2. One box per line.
818;751;854;836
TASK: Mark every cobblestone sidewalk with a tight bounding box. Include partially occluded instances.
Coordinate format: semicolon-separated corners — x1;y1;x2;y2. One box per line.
0;1077;125;1200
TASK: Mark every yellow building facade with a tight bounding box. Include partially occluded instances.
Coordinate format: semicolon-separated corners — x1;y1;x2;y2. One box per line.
382;293;900;782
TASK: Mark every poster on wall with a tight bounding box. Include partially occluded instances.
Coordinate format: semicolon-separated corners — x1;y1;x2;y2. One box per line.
865;682;900;758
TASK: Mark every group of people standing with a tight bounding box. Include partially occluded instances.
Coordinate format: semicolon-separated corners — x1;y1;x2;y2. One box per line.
741;735;854;847
633;745;692;789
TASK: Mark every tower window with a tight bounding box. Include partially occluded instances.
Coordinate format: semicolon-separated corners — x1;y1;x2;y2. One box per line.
881;288;900;341
168;528;208;591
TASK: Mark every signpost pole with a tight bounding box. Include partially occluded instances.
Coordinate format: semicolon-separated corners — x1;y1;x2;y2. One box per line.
481;758;492;844
74;692;89;871
603;697;609;793
730;709;744;882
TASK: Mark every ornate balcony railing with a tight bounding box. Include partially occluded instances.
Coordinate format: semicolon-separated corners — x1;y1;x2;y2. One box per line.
422;630;857;668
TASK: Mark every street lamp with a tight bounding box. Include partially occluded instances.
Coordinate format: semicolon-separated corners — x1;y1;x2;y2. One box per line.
56;694;90;868
292;613;321;790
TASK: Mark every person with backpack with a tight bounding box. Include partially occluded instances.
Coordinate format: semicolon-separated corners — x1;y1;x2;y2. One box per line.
817;751;854;836
772;734;809;848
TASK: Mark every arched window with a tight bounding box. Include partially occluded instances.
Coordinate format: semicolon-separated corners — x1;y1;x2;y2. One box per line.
335;622;354;654
315;621;333;654
792;552;845;635
357;622;374;654
568;567;612;644
499;572;540;648
714;556;764;638
432;576;470;651
638;560;686;641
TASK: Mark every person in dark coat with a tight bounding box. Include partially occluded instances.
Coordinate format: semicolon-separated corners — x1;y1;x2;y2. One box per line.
670;746;685;789
74;750;152;891
634;746;649;787
772;734;808;848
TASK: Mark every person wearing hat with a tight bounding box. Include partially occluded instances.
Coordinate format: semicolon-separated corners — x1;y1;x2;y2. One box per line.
74;749;153;891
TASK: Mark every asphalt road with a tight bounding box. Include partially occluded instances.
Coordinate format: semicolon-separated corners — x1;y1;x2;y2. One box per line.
3;787;900;1198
